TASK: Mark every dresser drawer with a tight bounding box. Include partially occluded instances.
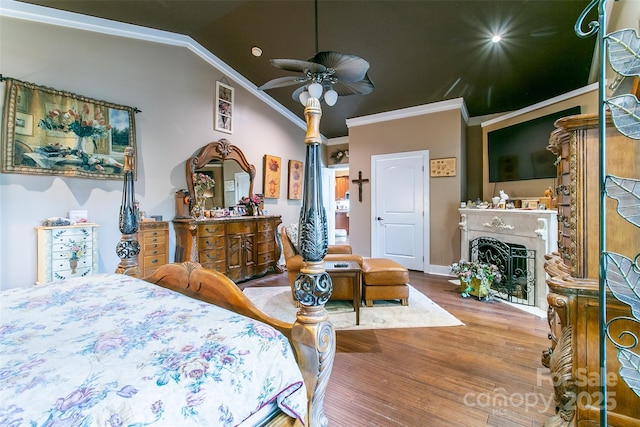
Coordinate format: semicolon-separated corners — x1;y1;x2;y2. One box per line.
227;221;255;235
257;230;274;243
142;234;166;246
257;240;274;254
143;241;166;256
143;255;165;268
257;221;274;232
199;248;226;264
198;223;225;237
198;235;225;251
257;252;274;265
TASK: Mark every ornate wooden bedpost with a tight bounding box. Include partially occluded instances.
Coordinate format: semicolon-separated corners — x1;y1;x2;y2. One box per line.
115;147;141;276
291;97;335;427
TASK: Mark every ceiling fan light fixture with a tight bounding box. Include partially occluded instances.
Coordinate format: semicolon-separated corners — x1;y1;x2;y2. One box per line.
308;82;323;99
298;89;311;106
324;89;338;106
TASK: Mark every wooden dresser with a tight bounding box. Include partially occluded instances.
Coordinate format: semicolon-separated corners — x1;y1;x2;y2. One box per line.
135;221;169;277
36;223;99;284
173;215;282;282
543;114;640;426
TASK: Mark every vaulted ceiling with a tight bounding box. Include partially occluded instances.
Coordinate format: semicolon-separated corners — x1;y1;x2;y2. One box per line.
19;0;597;138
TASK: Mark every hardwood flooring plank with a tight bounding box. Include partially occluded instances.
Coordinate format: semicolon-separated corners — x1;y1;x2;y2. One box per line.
243;270;556;426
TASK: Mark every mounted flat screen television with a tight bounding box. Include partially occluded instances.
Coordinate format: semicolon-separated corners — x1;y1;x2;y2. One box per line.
488;106;581;182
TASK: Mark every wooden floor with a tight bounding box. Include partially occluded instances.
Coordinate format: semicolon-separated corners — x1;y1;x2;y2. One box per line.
243;270;556;427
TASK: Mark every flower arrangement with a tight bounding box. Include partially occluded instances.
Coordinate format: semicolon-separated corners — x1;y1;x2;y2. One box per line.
239;194;262;209
330;149;349;164
450;259;502;298
191;173;215;218
38;104;111;151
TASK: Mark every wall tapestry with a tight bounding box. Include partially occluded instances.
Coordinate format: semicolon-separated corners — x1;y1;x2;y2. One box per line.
263;154;281;198
1;77;138;180
287;160;303;200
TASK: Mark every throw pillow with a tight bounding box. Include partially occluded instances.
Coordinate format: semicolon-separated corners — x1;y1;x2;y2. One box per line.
284;223;299;253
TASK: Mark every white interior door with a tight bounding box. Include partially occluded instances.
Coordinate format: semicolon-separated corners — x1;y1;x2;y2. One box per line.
235;172;250;203
371;151;429;271
322;167;336;245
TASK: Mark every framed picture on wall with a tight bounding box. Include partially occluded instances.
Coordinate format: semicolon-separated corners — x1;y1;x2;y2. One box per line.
1;77;138;180
214;81;233;134
263;154;281;198
287;160;303;200
429;157;456;177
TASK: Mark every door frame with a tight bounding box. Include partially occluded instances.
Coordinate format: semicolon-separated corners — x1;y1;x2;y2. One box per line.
371;150;430;273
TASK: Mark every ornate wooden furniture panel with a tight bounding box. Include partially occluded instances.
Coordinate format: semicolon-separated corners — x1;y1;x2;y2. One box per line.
36;223;99;284
543;113;640;425
544;255;640;426
173;215;282;282
548;113;640;279
135;221;169;277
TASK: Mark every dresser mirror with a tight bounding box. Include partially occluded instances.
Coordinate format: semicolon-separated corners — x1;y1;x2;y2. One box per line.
186;139;256;210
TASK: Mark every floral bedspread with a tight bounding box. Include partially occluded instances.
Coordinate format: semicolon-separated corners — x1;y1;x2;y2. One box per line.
0;274;306;426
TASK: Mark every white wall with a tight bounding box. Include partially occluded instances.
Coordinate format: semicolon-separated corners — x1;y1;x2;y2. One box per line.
0;15;308;289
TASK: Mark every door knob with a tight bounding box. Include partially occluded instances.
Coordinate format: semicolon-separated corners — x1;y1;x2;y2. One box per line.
376;217;383;221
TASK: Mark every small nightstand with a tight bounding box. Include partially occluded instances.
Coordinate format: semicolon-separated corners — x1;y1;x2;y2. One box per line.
36;224;99;284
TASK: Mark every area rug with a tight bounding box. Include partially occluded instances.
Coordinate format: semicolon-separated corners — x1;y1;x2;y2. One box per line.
243;285;464;330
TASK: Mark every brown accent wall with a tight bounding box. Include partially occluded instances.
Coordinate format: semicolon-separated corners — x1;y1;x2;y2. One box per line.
347;108;464;269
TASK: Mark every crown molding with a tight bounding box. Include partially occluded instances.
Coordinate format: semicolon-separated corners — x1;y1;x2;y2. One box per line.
0;0;307;133
325;136;349;146
346;97;468;129
480;83;598;127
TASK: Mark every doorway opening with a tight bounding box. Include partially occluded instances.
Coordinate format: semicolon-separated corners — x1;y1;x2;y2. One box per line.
335;168;349;243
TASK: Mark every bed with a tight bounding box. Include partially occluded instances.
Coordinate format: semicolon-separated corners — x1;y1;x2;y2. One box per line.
1;98;335;426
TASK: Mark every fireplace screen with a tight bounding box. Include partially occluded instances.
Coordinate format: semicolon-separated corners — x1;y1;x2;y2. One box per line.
469;237;536;306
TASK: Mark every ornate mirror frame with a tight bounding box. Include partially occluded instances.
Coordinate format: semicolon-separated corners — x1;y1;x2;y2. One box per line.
185;139;256;211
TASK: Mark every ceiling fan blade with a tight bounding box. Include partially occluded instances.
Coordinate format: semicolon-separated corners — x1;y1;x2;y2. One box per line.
270;58;327;74
311;51;370;82
332;74;375;96
258;76;309;90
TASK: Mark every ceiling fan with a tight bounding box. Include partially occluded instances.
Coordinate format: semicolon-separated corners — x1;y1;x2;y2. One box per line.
258;1;374;106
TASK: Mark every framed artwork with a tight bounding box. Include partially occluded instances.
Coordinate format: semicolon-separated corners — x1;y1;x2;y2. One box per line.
214;81;233;134
15;112;34;136
429;157;456;177
1;78;137;180
224;180;235;192
263;154;281;199
287;160;303;200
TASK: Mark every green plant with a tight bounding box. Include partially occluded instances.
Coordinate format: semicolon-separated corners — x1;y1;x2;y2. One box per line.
450;259;502;298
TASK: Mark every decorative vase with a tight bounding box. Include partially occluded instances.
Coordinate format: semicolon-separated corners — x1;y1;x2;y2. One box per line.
69;259;78;274
245;206;254;216
459;277;491;299
74;135;96;153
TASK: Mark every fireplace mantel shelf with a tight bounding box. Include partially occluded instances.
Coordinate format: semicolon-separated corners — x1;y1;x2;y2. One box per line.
459;208;558;312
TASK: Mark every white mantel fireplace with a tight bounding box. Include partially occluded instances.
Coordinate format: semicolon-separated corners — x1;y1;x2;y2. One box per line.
458;208;557;312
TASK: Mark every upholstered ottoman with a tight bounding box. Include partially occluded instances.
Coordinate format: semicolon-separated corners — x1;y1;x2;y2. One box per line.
361;258;409;307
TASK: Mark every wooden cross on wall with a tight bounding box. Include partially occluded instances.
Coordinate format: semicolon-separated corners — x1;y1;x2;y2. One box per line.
351;171;369;202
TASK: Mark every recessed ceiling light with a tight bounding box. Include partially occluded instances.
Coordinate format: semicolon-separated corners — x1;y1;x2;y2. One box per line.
491;34;502;43
251;46;263;57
